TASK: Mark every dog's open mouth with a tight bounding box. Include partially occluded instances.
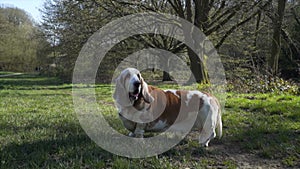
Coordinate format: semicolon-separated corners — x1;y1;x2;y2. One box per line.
129;92;139;101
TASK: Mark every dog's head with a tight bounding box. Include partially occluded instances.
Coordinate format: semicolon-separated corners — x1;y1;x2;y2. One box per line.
113;68;154;107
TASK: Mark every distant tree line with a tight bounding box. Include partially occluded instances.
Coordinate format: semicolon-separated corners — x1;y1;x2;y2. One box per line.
1;1;299;84
0;5;49;72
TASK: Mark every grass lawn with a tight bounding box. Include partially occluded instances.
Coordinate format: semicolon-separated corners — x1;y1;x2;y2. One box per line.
0;72;299;168
0;72;15;75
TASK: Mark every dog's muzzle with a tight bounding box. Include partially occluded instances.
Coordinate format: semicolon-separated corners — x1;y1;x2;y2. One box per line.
129;81;141;101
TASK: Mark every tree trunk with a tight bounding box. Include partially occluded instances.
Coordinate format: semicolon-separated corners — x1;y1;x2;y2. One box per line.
182;0;210;83
269;0;287;75
162;58;172;81
162;71;172;81
251;12;262;72
191;0;210;83
187;48;207;83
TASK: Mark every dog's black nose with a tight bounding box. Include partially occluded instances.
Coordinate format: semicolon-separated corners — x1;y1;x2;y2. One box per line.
133;81;141;87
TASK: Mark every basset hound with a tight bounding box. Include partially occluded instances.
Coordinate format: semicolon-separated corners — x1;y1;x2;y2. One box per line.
113;68;222;147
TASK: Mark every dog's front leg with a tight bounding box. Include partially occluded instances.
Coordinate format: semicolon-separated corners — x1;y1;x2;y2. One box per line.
134;123;146;138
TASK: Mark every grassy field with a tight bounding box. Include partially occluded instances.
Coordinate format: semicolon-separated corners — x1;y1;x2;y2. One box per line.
0;72;299;168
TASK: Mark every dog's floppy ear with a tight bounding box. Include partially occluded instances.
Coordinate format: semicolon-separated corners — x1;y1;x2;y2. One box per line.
140;76;154;103
113;73;132;107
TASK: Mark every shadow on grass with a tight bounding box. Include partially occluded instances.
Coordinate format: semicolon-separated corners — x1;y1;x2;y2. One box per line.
156;125;299;168
0;92;71;98
0;78;63;87
0;73;64;88
225;127;298;156
1;119;298;168
0;126;113;168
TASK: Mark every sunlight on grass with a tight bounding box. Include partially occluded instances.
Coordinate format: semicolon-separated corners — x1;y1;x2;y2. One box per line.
225;93;300;160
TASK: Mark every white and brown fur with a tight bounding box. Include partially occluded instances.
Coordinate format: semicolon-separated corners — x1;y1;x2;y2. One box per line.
113;68;222;147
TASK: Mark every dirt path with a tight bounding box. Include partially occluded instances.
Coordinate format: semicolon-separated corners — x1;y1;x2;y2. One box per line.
211;143;283;168
185;132;285;168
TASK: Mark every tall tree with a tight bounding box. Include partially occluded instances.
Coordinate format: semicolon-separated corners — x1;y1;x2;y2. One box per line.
0;6;41;71
108;0;272;83
40;0;114;80
269;0;288;75
40;0;300;82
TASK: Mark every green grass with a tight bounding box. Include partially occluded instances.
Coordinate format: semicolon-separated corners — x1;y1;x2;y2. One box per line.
0;71;16;75
225;93;300;160
0;72;299;168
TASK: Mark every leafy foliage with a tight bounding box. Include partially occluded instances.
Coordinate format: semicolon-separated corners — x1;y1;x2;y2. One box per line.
0;6;45;72
228;75;299;94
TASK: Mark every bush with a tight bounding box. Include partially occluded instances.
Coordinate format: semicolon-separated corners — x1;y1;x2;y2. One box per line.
228;75;299;94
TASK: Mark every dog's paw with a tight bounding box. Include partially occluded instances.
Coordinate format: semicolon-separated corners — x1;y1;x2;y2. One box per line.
128;132;136;137
200;142;209;147
135;133;144;138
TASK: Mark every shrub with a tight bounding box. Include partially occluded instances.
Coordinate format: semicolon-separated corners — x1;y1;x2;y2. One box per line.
228;75;299;94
